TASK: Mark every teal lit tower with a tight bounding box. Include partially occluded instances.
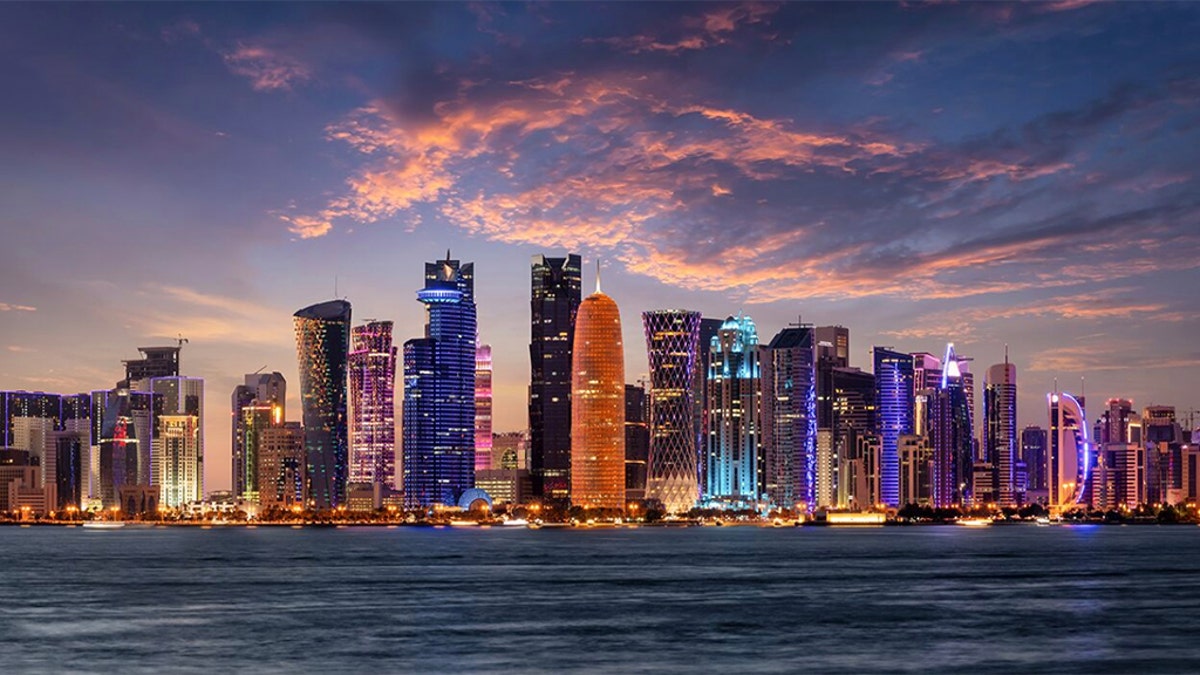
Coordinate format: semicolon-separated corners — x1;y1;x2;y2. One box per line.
403;252;477;507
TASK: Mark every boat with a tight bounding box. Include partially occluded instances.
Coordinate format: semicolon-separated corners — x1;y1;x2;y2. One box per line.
503;518;529;527
956;517;992;527
82;521;126;529
1034;517;1051;526
448;520;478;527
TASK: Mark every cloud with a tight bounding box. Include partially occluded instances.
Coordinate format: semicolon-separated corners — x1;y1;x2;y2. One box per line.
223;44;311;91
125;285;288;347
598;2;780;54
0;302;36;312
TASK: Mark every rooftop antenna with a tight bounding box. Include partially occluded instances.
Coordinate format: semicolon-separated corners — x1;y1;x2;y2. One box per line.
595;258;602;294
334;275;338;300
252;365;268;375
176;334;189;349
1004;343;1009;365
1081;376;1086;400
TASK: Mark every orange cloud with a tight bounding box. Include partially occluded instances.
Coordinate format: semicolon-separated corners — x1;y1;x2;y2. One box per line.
223;44;311;91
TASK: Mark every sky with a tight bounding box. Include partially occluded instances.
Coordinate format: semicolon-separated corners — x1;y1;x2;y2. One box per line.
1;2;1198;493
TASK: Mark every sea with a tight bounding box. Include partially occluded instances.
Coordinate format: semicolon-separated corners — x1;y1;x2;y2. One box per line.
1;524;1198;673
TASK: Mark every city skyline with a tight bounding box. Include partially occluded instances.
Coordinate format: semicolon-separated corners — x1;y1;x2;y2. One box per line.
1;2;1198;494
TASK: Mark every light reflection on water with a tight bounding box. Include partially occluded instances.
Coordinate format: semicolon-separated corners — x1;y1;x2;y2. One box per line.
1;526;1198;673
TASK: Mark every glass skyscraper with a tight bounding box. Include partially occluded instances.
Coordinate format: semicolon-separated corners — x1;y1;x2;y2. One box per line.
873;347;914;508
762;326;816;510
984;360;1017;507
529;253;581;501
1048;391;1089;511
348;320;397;490
705;314;762;503
151;376;204;507
570;271;625;509
403;254;477;508
294;299;351;509
927;343;973;507
642;309;701;513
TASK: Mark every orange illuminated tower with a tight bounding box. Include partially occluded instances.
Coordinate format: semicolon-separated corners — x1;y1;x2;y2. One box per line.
570;263;626;509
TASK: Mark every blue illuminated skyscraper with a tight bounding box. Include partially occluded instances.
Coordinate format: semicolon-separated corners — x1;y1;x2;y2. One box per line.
294;299;352;509
927;343;973;507
873;347;914;508
403;253;477;508
705;314;762;503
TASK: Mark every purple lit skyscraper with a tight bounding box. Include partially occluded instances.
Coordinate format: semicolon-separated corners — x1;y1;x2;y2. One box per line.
348;320;397;490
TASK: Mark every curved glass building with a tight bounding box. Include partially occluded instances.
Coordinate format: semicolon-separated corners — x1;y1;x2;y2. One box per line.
294;299;351;509
348;320;397;490
705;314;762;503
642;309;701;513
1048;391;1089;511
570;272;625;509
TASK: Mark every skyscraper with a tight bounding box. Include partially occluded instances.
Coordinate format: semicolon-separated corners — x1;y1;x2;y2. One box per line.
1048;391;1089;511
642;309;701;513
705;314;762;503
570;267;625;509
624;384;649;501
927;343;973;507
873;347;914;508
475;343;493;473
294;299;352;509
152;376;204;507
1020;425;1048;492
529;253;581;501
984;360;1017;507
762;325;816;510
232;372;286;503
815;326;850;368
694;317;723;503
122;346;181;387
348;320;398;489
258;422;305;511
91;387;157;508
403;253;477;508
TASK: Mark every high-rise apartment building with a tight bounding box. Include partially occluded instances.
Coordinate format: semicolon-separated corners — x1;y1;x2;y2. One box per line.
927;344;973;507
569;270;625;509
762;325;816;510
348;320;397;489
529;253;581;501
257;422;305;511
232;372;286;502
694;317;723;503
152;376;204;507
294;299;352;509
642;310;701;513
624;384;649;501
705;314;762;503
403;254;477;508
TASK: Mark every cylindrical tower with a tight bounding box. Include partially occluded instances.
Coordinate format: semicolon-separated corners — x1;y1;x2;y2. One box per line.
570;271;625;509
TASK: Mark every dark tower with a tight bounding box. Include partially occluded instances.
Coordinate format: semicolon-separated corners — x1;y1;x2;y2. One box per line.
529;253;581;501
294;300;352;509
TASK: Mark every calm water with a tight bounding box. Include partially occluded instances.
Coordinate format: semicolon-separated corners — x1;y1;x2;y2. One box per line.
1;525;1198;673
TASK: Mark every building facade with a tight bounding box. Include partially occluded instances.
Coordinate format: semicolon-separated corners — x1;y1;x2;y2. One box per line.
231;372;286;503
762;326;816;510
873;347;914;508
403;255;477;508
642;310;701;513
294;299;352;509
705;314;762;503
152;376;204;507
529;253;581;501
569;274;625;509
348;320;398;489
984;361;1017;507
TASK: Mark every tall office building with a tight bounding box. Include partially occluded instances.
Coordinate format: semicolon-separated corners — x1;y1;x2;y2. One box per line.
927;344;973;507
403;254;477;508
762;325;816;510
705;314;762;503
984;359;1017;507
152;376;204;507
815;326;850;368
873;348;914;508
694;317;723;503
475;343;493;473
231;372;286;503
624;384;649;501
294;299;352;509
832;366;878;508
529;253;581;501
348;321;398;489
91;387;157;508
569;269;625;509
1048;391;1089;511
1020;426;1048;492
642;310;701;513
